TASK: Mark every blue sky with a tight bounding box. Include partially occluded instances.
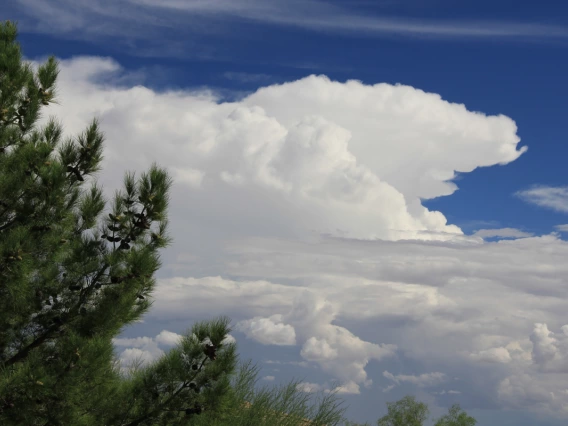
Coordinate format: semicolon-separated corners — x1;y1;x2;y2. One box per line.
6;1;568;424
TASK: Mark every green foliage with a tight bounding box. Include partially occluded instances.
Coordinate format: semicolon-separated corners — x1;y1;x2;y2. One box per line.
433;404;477;426
377;396;429;426
374;396;477;426
189;360;347;426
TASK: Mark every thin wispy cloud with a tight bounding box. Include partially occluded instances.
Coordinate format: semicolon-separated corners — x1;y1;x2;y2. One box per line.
222;71;273;84
473;228;534;239
131;0;568;39
515;185;568;213
8;0;568;47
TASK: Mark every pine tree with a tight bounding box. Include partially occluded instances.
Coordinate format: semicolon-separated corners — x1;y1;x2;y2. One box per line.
0;20;237;425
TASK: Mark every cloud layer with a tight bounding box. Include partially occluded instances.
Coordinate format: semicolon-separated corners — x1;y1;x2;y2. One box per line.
11;0;568;45
31;56;568;420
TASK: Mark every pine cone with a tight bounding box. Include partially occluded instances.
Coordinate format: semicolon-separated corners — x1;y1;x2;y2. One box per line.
119;241;130;250
204;343;217;361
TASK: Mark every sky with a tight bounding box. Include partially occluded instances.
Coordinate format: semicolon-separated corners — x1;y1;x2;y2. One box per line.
5;0;568;424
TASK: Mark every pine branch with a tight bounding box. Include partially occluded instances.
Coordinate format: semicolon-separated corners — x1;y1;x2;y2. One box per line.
121;380;191;426
3;323;60;367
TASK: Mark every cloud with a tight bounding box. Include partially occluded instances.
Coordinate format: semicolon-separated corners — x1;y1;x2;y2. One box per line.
236;315;297;346
11;0;568;45
285;292;397;390
515;186;568;213
112;328;233;375
170;167;205;189
470;347;512;364
264;360;309;367
555;224;568;232
262;375;275;381
333;381;363;395
301;337;339;361
434;390;462;395
296;382;324;393
154;330;183;346
113;334;166;372
118;348;158;372
473;228;533;239
32;56;527;242
223;72;273;84
236;291;395;390
497;373;568;415
29;56;568;419
221;334;237;345
531;323;560;367
296;380;361;395
383;370;447;388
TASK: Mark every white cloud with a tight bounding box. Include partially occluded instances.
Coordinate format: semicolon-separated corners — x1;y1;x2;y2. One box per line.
262;375;275;381
470;347;512;364
473;228;533;239
296;382;325;393
301;337;339;361
383;371;447;388
515;186;568;213
29;56;568;419
264;360;309;367
118;348;158;371
281;291;397;390
170;167;205;189
222;334;237;345
296;380;361;395
555;224;568;232
434;390;462;395
497;373;568;414
531;323;560;367
154;330;183;346
113;335;165;372
219;171;245;186
33;56;527;243
236;315;297;346
333;381;362;395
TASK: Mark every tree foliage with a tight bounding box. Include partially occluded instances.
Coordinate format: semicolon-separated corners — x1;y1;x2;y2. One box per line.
433;404;477;426
376;396;477;426
377;396;429;426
